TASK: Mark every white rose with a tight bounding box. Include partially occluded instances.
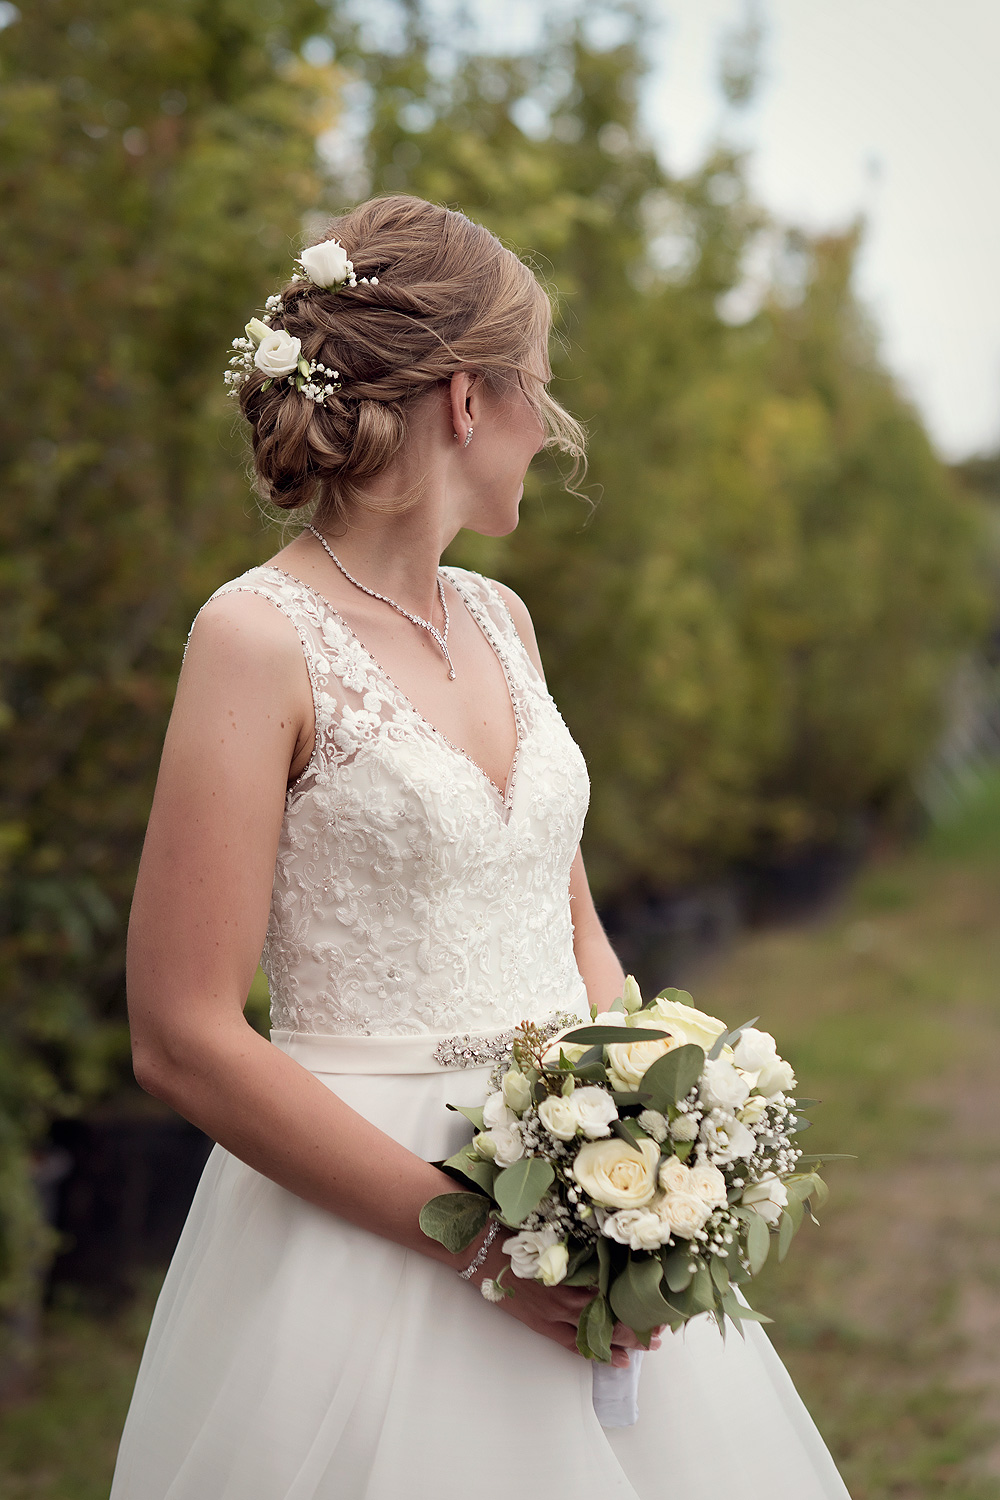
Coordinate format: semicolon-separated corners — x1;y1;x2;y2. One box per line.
738;1094;769;1127
742;1173;788;1227
503;1226;559;1279
253;329;302;377
572;1137;660;1210
669;1112;699;1142
687;1163;727;1207
536;1242;570;1286
638;1108;668;1143
491;1124;525;1168
571;1086;618;1139
538;1094;579;1141
644;996;727;1053
757;1056;796;1099
482;1092;515;1131
699;1112;756;1163
733;1029;796;1098
472;1131;497;1160
299;238;351;287
658;1191;712;1239
604;1208;671;1251
501;1068;533;1115
658;1154;691;1193
701;1058;751;1113
606;1016;683;1091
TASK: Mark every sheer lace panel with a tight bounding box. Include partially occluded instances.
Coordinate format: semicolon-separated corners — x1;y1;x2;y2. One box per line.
193;564;591;1037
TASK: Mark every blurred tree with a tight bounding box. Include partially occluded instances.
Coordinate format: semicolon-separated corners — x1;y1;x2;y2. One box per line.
0;0;336;1377
340;6;986;891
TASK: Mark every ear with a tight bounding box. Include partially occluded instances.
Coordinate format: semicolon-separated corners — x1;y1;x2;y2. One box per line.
448;371;480;444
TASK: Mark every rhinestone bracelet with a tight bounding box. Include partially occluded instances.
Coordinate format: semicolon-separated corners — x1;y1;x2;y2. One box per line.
458;1217;499;1280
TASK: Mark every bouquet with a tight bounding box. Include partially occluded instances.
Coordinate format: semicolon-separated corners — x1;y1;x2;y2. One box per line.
421;978;839;1361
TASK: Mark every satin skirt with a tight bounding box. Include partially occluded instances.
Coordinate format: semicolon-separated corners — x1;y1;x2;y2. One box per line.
109;1054;851;1499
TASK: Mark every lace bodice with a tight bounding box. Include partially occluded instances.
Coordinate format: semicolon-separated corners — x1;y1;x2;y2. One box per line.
198;564;591;1037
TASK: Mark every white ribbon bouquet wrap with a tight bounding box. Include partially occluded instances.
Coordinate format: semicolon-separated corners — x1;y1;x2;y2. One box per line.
421;979;844;1427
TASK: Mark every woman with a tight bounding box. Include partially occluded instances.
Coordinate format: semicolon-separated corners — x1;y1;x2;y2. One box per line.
112;195;850;1498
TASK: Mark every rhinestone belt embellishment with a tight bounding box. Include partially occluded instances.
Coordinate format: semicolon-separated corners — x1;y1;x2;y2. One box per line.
432;1029;517;1069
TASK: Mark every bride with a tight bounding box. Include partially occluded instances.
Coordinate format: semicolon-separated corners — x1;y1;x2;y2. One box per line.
111;194;850;1498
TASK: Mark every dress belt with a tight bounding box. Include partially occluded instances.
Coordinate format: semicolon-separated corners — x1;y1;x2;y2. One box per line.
270;990;590;1077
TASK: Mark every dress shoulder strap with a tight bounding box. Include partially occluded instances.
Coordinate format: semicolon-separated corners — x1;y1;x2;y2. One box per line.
442;566;540;683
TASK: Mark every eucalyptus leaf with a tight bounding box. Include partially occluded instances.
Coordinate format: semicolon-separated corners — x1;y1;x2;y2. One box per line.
446;1103;485;1130
562;1024;671;1047
777;1208;797;1262
493;1158;554;1226
609;1120;645;1154
597;1234;612;1296
795;1153;855;1163
640;1045;705;1112
418;1193;489;1253
722;1288;772;1327
710;1255;731;1296
608;996;626;1014
654;987;693;1004
609;1255;673;1339
790;1098;821;1109
564;1256;601;1287
673;1140;693;1162
662;1248;695;1293
441;1147;496;1196
689;1260;714;1314
745;1209;770;1275
571;1061;609;1084
610;1090;650;1108
576;1293;614;1362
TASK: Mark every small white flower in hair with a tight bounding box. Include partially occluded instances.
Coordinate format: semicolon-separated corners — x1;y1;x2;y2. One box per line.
298;238;357;289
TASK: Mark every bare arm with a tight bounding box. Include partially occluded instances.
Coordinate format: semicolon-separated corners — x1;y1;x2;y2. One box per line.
493;581;626;1015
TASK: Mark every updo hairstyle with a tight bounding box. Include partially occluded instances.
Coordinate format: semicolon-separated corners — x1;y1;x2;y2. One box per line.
239;194;585;529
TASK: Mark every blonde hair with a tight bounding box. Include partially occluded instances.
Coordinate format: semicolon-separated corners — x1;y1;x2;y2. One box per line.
239;194;585;527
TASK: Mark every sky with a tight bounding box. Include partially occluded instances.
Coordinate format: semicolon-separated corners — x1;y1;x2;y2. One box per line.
642;0;1000;461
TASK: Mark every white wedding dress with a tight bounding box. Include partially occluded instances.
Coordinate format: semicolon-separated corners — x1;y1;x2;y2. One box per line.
110;565;851;1499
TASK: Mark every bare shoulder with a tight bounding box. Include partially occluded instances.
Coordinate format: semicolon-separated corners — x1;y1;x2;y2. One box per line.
489;580;546;680
184;586;307;682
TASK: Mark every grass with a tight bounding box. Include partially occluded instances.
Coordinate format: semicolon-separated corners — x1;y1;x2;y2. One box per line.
2;768;999;1498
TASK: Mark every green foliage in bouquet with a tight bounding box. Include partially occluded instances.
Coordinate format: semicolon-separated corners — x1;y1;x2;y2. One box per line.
421;980;846;1359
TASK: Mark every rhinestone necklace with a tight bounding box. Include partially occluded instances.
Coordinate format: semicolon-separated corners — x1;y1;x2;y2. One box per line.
306;523;455;680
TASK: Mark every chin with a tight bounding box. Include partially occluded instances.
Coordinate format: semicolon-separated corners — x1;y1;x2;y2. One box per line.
466;491;523;538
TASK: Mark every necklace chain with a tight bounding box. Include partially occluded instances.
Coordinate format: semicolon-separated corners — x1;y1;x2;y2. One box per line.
306;523;456;680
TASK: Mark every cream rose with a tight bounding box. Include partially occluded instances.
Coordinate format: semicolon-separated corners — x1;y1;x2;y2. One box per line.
573;1136;660;1209
501;1068;533;1115
606;1016;683;1091
571;1086;618;1139
540;1026;592;1068
658;1154;691;1193
644;996;727;1053
687;1163;727;1207
604;1207;670;1251
536;1242;569;1286
738;1094;768;1127
742;1173;788;1227
253;329;301;377
658;1191;712;1239
503;1226;559;1279
538;1094;579;1141
299;238;351;287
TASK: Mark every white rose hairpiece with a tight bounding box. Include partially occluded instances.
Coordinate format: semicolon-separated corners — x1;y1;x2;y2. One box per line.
224;237;379;406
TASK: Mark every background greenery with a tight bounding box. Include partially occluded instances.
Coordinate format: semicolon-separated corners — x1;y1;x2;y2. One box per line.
0;0;996;1467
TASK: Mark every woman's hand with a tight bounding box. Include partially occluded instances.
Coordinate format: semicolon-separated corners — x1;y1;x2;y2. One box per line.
467;1233;663;1366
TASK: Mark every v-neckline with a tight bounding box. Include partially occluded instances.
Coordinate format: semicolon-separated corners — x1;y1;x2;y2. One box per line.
260;565;525;821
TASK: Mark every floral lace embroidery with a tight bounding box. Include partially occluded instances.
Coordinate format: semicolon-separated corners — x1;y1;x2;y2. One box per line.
194;564;591;1037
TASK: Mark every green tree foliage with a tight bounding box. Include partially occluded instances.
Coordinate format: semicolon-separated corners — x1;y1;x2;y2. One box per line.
0;0;335;1366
